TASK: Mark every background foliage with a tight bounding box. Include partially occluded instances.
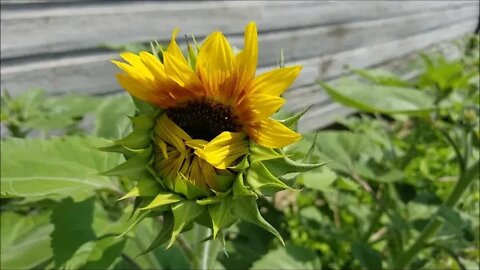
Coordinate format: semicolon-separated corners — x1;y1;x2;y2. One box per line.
1;35;479;269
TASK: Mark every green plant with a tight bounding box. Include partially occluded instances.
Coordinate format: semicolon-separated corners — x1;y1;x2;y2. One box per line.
1;35;478;270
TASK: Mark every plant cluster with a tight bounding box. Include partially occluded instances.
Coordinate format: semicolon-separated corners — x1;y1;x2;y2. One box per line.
0;34;478;269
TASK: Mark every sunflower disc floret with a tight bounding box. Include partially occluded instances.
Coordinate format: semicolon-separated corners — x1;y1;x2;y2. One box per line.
102;22;323;251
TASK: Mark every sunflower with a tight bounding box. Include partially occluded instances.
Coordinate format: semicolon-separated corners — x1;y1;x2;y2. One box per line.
105;22;321;249
112;22;302;197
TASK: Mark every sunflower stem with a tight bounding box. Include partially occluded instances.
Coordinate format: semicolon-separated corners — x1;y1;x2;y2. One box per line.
193;225;212;270
201;238;211;270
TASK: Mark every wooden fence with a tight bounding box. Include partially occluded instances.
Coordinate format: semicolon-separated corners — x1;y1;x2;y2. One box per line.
1;1;478;131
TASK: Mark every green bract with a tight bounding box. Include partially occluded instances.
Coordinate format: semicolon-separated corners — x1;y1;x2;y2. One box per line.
100;97;323;252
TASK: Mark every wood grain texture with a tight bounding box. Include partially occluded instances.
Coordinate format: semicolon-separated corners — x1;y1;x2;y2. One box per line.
284;19;477;113
2;18;477;97
2;14;477;96
295;41;468;133
1;1;476;58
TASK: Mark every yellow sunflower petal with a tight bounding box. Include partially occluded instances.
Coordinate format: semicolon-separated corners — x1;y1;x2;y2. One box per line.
167;28;188;65
112;60;152;82
249;66;302;96
196;32;236;99
199;158;218;189
235;21;258;93
248;119;301;148
163;51;203;94
139;51;167;80
116;73;164;106
241;94;285;123
119;52;154;78
155;114;191;152
188;132;248;169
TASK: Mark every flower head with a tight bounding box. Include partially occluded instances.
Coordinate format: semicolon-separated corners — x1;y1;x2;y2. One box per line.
104;22;321;250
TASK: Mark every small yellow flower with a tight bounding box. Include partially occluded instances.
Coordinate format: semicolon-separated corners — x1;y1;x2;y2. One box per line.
112;22;301;197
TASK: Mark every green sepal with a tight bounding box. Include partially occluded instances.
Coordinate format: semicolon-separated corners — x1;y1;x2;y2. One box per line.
194;211;213;228
208;196;234;239
150;40;164;62
118;177;162;200
187;38;197;70
196;190;230;205
249;142;284;164
100;148;152;178
130;114;155;129
116;210;151;239
263;156;327;177
229;156;249;172
246;162;295;195
131;95;159;116
174;175;210;199
139;192;184;210
233;173;257;198
303;132;318;163
168;201;205;248
145;166;167;190
138;212;174;256
279;105;312;128
115;116;154;149
232;196;284;245
215;172;236;192
97;143;143;159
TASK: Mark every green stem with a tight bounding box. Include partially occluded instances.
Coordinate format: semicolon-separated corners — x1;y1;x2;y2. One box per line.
201;238;212;270
193;225;212;270
393;160;479;269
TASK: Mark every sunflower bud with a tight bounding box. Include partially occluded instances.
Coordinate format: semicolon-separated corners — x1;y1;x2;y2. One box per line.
102;21;323;252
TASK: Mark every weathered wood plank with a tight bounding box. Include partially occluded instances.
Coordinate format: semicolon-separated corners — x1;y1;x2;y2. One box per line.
1;1;476;58
284;19;478;112
295;41;469;133
2;11;477;96
2;14;477;97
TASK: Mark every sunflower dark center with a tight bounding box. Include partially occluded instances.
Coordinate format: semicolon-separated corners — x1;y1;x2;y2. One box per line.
166;100;242;141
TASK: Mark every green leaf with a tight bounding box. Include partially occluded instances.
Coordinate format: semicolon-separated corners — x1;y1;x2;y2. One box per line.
0;211;54;269
62;236;126;270
94;94;135;139
319;79;436;114
232;196;284;245
351;68;410;87
251;243;321;269
307;131;383;176
169;201;205;247
0;136;121;201
51;198;97;268
351;241;382;270
298;166;337;191
82;237;126;270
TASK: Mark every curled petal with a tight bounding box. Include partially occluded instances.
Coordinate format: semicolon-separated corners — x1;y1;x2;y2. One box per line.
248;119;301;148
